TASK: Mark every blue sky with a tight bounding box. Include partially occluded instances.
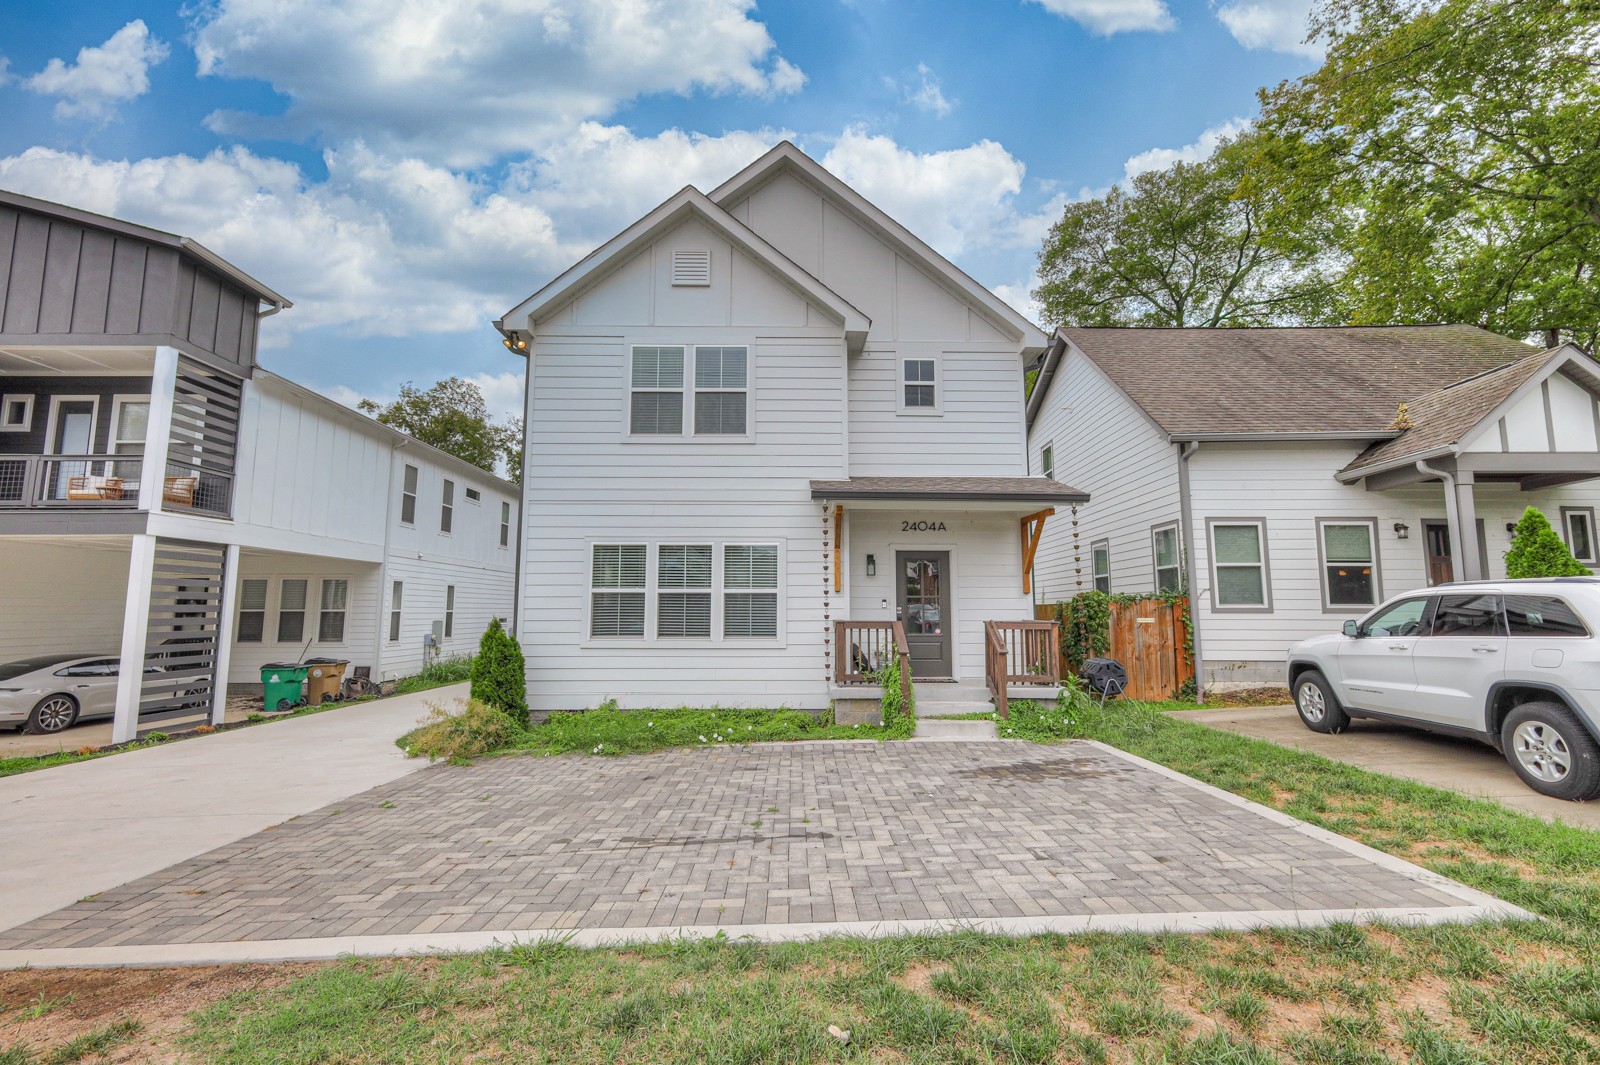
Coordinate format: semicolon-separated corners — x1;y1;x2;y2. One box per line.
0;0;1320;419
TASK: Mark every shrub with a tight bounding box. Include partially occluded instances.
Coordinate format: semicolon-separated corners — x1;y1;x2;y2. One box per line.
403;698;519;764
470;617;529;724
875;654;916;739
1505;507;1591;578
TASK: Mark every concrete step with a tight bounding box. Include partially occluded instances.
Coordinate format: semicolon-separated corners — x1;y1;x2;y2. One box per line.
911;718;999;741
917;701;994;718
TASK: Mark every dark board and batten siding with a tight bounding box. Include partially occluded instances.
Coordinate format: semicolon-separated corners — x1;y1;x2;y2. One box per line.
0;204;260;371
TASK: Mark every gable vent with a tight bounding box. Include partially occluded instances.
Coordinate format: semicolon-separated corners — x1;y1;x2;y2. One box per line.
671;249;712;286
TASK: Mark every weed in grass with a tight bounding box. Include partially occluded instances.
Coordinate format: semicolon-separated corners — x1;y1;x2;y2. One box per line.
0;1046;35;1065
12;993;72;1021
1094;996;1191;1039
487;931;579;968
981;1021;1061;1064
929;962;988;1003
1282;1033;1391;1064
1318;1011;1384;1044
45;1019;141;1064
861;983;966;1046
1163;1030;1282;1063
1399;1012;1485;1065
1214;991;1270;1034
597;990;664;1033
378;799;395;809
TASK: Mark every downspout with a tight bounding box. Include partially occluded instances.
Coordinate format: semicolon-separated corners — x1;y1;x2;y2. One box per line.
496;319;530;638
1416;455;1464;581
1177;441;1204;703
373;438;406;680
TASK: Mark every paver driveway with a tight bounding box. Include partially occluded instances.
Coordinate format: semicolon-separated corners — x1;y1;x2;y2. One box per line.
0;739;1523;967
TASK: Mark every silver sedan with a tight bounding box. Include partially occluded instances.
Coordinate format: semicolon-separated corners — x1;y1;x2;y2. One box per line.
0;653;123;734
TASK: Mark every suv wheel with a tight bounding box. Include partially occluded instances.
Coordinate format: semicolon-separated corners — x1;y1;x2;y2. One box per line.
1294;670;1350;734
1501;702;1600;801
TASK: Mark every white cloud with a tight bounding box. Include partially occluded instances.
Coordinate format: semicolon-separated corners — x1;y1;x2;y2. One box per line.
885;64;954;117
1214;0;1323;56
466;371;528;425
991;281;1045;328
1122;117;1251;179
25;20;169;120
190;0;805;167
1027;0;1175;35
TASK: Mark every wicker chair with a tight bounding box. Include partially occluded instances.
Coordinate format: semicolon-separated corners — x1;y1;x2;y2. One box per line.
163;475;198;507
66;475;125;501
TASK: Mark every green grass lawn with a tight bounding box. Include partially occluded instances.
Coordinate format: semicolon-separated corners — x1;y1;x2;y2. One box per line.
7;693;1600;1062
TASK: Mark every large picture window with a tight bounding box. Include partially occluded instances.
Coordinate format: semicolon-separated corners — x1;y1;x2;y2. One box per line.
724;544;779;638
1208;520;1270;609
1319;519;1379;608
693;347;747;435
630;346;685;435
1151;523;1181;593
658;545;713;638
591;544;647;637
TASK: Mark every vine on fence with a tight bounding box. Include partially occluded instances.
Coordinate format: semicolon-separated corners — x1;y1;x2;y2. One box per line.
1050;589;1196;683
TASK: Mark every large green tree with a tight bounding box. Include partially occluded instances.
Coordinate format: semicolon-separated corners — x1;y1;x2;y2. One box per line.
359;377;522;481
1252;0;1600;348
1033;135;1337;329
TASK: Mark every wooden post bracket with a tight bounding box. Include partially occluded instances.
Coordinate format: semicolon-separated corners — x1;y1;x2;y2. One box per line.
1019;508;1054;594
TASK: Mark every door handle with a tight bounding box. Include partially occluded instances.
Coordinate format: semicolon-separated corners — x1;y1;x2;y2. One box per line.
1472;646;1500;654
1388;644;1409;651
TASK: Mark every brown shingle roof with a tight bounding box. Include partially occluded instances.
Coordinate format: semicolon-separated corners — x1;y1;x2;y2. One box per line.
809;476;1088;503
1339;347;1567;476
1057;325;1535;436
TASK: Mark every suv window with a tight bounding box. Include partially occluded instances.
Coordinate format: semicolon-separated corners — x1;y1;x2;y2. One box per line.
1429;593;1506;637
1505;595;1590;637
1359;597;1431;638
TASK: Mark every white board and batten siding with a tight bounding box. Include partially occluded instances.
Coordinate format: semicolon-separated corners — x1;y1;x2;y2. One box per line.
0;539;132;663
1460;369;1600;454
1029;350;1180;602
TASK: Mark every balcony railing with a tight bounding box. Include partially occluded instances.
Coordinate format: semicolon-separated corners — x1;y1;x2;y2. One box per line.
985;620;1061;719
0;454;230;516
833;619;913;710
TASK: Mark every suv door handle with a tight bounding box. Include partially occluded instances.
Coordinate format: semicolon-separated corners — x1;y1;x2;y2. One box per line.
1472;646;1500;654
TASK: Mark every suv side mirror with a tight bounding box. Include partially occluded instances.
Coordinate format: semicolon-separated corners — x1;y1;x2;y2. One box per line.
1342;620;1360;638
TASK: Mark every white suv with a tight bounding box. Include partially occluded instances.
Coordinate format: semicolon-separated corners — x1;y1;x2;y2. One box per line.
1287;579;1600;801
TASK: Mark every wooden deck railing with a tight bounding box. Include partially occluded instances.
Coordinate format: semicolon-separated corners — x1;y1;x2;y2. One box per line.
985;620;1061;719
833;619;912;708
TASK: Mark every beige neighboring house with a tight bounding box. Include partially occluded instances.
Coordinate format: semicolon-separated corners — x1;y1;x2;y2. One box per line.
1026;325;1600;690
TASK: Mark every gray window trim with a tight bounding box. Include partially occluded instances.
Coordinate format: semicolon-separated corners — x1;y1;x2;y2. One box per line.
1205;517;1272;613
1315;516;1383;614
1560;506;1597;564
1091;537;1110;594
1150;521;1182;594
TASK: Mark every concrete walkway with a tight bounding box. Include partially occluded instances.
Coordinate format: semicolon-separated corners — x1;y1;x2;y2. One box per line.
1174;705;1600;829
0;683;465;934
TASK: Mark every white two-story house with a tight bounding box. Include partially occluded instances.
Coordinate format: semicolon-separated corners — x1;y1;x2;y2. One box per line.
0;191;519;740
498;143;1082;713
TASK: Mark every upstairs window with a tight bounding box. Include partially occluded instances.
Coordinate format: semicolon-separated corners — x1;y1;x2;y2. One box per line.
500;501;511;548
1041;443;1054;480
591;544;647;637
1319;519;1380;609
901;358;938;411
1091;540;1110;594
630;346;685;434
400;464;418;525
441;479;454;534
0;394;32;432
724;544;778;638
694;346;748;435
1562;507;1597;564
465;487;481;503
1151;523;1182;593
237;579;268;643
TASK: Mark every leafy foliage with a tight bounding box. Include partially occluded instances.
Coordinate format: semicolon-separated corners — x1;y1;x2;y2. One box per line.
1505;507;1592;578
470;618;528;725
1055;591;1111;674
402;698;521;764
390;653;474;695
358;377;522;479
501;703;899;756
874;653;917;739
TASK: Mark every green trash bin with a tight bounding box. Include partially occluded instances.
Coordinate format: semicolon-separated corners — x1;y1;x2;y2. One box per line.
261;662;309;711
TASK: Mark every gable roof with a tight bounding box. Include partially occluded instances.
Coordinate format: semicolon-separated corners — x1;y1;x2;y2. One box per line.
1338;345;1600;480
709;142;1048;354
499;185;869;350
1028;324;1536;437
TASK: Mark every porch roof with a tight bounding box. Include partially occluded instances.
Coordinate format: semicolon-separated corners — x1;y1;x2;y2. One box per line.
810;476;1088;504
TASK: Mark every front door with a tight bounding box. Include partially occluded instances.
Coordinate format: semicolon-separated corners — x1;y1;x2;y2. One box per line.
897;551;952;679
48;399;96;497
1423;521;1453;585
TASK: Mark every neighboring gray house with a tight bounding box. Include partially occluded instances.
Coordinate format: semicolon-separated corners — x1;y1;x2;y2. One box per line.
497;142;1080;712
0;190;519;740
1026;326;1600;690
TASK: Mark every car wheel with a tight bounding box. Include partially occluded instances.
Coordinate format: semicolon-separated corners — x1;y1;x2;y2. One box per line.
1501;702;1600;801
23;694;80;735
1294;670;1350;734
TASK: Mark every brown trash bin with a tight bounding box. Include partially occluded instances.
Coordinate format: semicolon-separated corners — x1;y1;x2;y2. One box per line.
304;658;351;704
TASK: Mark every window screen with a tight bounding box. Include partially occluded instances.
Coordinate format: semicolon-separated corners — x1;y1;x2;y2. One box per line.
277;578;307;643
631;347;685;434
1322;522;1377;606
693;347;747;435
1211;523;1265;606
1505;595;1589;637
724;544;778;638
592;544;647;637
318;579;348;643
1430;594;1505;637
903;359;936;408
237;579;267;643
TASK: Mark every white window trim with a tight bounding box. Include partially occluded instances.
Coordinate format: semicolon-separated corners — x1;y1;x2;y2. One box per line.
464;486;482;505
317;577;351;645
896;355;942;415
624;344;754;442
1151;522;1181;594
655;543;715;641
1091;538;1110;594
1040;441;1054;480
1561;506;1597;564
236;577;269;644
440;478;454;536
275;576;312;644
443;584;456;639
400;464;418;527
43;394;101;455
691;345;752;439
582;539;787;648
1316;517;1382;613
389;581;403;643
1206;518;1273;613
0;393;34;432
499;500;511;550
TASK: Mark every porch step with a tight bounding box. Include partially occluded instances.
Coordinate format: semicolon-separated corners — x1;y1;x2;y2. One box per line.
911;717;999;741
917;700;994;719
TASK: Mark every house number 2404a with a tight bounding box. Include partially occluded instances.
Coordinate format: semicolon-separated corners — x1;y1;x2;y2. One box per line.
901;519;947;532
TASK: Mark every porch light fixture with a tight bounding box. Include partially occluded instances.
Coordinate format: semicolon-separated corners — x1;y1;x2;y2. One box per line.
866;554;876;577
1392;521;1409;539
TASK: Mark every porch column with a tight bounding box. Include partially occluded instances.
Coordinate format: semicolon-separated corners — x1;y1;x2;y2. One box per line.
1454;473;1482;580
112;533;158;743
137;346;178;513
209;543;241;726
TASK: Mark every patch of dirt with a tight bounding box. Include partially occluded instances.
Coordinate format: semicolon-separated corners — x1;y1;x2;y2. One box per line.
1406;839;1543;879
1212;687;1293;708
893;961;950;995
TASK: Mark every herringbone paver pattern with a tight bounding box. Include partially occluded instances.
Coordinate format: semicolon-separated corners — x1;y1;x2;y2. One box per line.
0;742;1464;948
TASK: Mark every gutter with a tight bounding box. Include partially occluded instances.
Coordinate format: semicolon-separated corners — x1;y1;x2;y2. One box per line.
1177;441;1204;703
496;319;532;639
1171;430;1401;444
1335;445;1457;485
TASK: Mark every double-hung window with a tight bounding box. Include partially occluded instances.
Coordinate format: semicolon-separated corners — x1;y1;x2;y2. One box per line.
318;579;348;643
591;544;647;637
1319;519;1379;609
444;585;456;638
277;578;308;642
901;358;937;410
400;465;418;525
1208;520;1269;609
630;346;685;434
500;501;511;548
724;544;778;638
237;579;268;643
658;545;712;638
1562;507;1597;564
1151;524;1181;593
694;346;748;435
441;479;454;533
1091;540;1110;594
1041;443;1054;480
389;581;403;642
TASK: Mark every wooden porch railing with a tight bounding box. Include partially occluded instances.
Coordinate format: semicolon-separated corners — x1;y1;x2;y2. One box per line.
833;619;912;707
985;620;1061;719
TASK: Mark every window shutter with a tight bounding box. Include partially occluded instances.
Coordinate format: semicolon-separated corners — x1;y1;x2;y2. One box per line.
671;250;711;286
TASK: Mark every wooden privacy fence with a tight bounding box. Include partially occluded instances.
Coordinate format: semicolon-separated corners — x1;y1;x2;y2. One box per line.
1037;597;1194;701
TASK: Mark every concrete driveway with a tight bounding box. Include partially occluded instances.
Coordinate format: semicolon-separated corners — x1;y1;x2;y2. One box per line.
1174;705;1600;829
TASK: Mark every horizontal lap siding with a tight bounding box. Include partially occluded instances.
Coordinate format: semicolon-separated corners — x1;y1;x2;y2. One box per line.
0;539;131;662
1030;353;1180;602
379;555;513;680
228;553;380;685
848;345;1024;476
